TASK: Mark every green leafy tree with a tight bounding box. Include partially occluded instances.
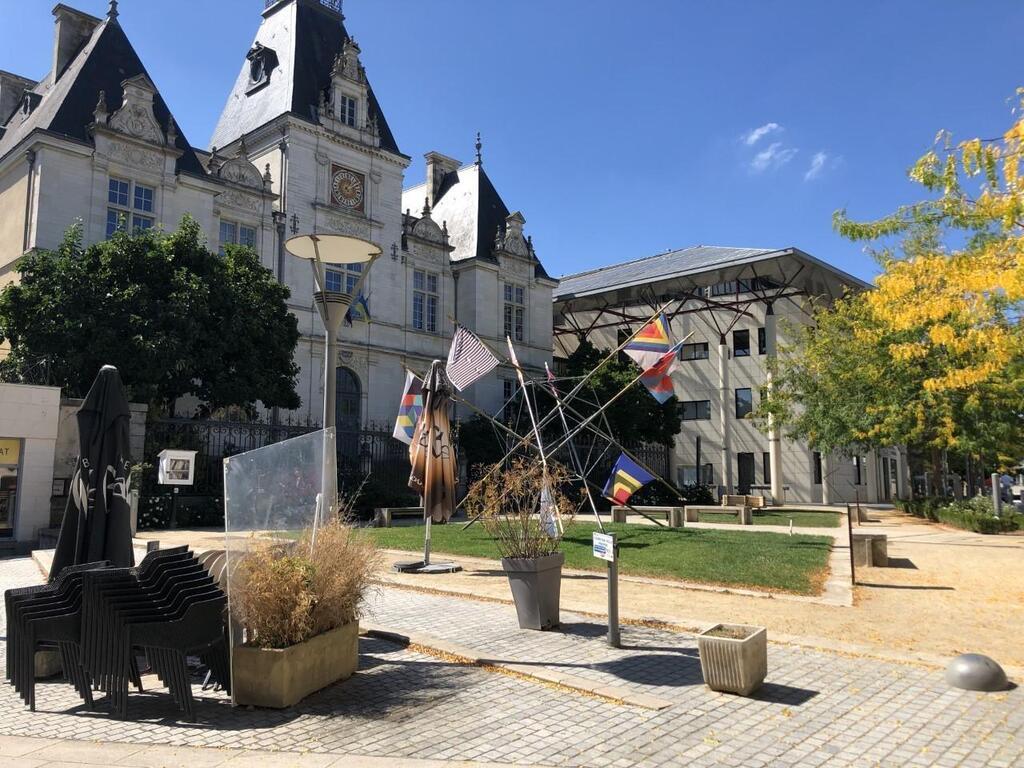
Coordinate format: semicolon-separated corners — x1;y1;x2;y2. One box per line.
0;217;301;412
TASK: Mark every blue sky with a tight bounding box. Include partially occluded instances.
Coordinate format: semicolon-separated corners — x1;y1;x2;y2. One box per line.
3;1;1022;282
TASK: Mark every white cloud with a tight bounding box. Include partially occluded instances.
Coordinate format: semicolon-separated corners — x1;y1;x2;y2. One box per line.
804;151;828;181
750;142;798;173
743;122;782;146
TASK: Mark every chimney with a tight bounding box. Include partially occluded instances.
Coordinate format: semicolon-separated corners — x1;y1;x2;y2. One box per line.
424;151;461;208
0;71;35;127
52;5;101;85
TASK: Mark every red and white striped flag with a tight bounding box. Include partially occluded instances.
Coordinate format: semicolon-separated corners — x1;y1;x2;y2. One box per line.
446;325;500;391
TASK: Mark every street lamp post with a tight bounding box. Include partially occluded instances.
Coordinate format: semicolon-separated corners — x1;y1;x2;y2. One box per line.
284;234;381;520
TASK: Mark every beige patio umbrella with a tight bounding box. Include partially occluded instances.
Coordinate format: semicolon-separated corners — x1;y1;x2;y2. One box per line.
407;360;457;565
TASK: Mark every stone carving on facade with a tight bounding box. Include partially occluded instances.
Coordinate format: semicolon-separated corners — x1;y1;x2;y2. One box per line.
502;212;530;257
322;212;370;239
93;90;108;125
217;188;260;212
108;141;163;170
332;38;363;82
218;157;264;190
108;75;165;145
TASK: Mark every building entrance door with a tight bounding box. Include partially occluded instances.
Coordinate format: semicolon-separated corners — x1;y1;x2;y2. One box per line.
737;452;755;495
0;438;21;539
335;368;361;471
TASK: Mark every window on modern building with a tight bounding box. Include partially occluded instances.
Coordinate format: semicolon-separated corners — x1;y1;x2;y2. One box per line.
853;455;867;485
617;328;631;364
678;464;714;486
679;342;709;361
502;379;515;404
325;262;362;294
413;269;439;333
763;452;771;485
107;177;154;238
681;400;711;421
733;329;750;357
339;94;357;127
813;452;823;484
218;220;257;255
735;387;753;418
503;283;525;342
758;327;767;355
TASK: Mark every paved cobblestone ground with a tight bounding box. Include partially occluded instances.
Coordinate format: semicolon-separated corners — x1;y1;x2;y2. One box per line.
2;556;1022;767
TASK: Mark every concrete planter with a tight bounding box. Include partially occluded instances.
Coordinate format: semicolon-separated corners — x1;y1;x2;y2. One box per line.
501;552;564;630
697;623;767;696
232;620;359;708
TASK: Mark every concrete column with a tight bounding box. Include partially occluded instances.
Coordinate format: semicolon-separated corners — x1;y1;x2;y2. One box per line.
718;335;733;494
821;452;832;505
764;304;784;505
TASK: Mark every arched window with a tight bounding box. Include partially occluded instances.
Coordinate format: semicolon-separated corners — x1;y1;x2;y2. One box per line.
335;367;361;429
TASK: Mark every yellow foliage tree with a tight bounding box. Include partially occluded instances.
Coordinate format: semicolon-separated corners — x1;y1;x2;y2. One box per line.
766;89;1024;474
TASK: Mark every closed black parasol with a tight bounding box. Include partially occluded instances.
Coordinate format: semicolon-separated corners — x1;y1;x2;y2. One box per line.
50;366;135;579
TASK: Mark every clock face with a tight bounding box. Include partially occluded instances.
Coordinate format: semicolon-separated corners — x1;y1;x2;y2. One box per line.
331;166;364;210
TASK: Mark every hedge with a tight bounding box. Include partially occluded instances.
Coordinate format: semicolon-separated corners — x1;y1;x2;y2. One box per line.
896;496;1021;534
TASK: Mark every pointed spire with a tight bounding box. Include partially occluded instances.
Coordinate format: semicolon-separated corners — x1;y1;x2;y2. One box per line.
107;0;119;21
475;132;483;166
422;196;431;217
263;162;273;187
166;117;177;147
93;90;108;125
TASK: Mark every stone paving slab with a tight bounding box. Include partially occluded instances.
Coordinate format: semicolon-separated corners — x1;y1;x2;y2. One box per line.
2;555;1022;767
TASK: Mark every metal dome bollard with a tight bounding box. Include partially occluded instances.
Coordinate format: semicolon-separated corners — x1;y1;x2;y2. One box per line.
945;654;1009;692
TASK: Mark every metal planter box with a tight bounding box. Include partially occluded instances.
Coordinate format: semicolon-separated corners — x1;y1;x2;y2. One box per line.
232;620;359;708
501;552;564;630
697;623;767;696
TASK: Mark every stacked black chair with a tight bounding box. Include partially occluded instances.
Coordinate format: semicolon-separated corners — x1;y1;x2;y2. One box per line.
4;561;109;711
80;547;230;720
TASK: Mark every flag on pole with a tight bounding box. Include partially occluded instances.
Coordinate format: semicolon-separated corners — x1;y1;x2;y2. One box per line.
623;313;673;370
446;325;500;391
639;342;683;404
538;481;559;538
344;293;371;326
392;371;424;444
545;364;558;396
602;453;656;505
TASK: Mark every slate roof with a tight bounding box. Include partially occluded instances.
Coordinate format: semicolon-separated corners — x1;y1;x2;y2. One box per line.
0;15;205;176
209;0;400;155
403;162;553;280
555;245;871;300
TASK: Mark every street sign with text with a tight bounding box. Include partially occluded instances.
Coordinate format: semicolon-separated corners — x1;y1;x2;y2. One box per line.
592;531;615;562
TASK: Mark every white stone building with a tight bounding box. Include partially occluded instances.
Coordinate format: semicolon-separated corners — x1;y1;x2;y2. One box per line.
554;246;907;505
0;0;556;429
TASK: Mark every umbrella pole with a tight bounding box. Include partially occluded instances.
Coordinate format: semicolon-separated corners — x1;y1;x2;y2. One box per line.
423;515;432;567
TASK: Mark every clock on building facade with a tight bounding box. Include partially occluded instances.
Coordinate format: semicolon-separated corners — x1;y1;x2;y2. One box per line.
330;164;365;212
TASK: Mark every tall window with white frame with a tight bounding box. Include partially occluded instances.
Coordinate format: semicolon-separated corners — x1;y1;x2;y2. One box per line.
218;220;257;256
106;177;154;238
338;94;357;127
413;269;438;333
504;283;525;342
325;262;362;294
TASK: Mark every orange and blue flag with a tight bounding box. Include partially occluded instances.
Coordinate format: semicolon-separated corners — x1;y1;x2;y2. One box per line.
602;454;656;505
624;314;673;369
639;342;682;404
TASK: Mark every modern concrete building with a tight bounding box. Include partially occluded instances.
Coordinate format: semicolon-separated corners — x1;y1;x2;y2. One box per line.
553;246;907;505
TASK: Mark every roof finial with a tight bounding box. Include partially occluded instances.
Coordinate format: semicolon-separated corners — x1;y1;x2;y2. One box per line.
107;0;119;21
475;132;482;166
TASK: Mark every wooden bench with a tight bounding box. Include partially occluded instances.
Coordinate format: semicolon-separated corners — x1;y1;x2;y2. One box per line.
374;507;424;528
610;506;685;527
686;505;753;525
851;532;888;567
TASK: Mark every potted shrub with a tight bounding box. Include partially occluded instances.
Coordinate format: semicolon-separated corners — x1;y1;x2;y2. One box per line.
229;520;380;708
464;459;574;631
697;623;767;696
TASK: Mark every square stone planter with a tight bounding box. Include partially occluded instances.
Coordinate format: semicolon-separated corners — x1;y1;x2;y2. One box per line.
697;623;767;696
232;620;359;708
501;552;564;630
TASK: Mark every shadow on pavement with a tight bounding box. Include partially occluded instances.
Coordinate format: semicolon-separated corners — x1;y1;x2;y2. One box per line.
751;682;819;705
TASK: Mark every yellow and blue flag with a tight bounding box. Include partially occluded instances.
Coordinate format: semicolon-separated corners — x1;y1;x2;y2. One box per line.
602;454;656;505
624;313;673;369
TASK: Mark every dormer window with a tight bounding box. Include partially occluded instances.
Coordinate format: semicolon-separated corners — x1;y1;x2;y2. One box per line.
338;94;357;127
246;42;278;95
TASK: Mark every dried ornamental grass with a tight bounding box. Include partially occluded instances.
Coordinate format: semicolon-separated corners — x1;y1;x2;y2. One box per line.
233;520;381;649
462;458;576;560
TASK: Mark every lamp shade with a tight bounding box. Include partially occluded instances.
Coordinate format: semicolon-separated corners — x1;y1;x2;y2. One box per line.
284;234;381;265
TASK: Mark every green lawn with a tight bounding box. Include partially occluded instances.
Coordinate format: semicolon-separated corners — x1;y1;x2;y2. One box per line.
365;522;832;595
696;509;841;528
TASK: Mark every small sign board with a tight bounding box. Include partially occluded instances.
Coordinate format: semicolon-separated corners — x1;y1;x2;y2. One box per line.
592;531;616;562
157;449;198;486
